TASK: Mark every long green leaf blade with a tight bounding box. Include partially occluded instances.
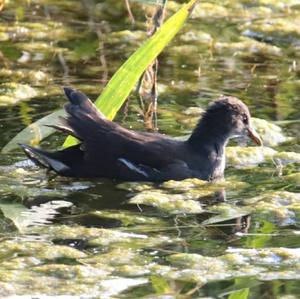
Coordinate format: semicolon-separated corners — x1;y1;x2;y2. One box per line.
63;0;198;147
1;0;198;153
1;110;66;153
228;288;249;299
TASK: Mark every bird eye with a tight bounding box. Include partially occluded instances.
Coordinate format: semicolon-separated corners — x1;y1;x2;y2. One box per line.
242;115;248;124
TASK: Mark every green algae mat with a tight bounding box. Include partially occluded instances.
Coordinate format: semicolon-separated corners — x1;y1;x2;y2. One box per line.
0;0;300;298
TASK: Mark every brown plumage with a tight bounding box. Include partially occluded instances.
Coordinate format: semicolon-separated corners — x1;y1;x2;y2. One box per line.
19;87;262;181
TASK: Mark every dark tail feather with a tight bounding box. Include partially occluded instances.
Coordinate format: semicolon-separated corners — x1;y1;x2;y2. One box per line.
62;87;112;141
45;116;82;140
18;88;105;176
63;87;105;121
19;143;69;174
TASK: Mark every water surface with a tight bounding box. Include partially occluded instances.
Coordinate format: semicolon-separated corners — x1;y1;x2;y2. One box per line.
0;0;300;298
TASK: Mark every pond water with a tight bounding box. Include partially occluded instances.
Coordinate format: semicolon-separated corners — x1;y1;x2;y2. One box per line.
0;0;300;298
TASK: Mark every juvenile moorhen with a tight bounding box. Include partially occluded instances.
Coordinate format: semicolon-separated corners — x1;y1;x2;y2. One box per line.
20;87;262;181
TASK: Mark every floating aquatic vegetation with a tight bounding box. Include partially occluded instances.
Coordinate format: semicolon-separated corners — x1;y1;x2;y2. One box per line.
92;210;166;227
0;69;51;86
0;83;37;106
0;0;300;297
80;247;150;268
16;42;68;61
273;80;300;119
273;151;300;165
33;263;110;280
0;166;92;231
169;0;289;22
161;178;207;192
241;5;273;20
241;17;300;44
179;30;212;43
124;176;249;215
0;167;68;199
116;181;154;192
214;37;282;57
182;106;204;116
169;44;199;55
190;2;229;19
164;247;300;284
176;108;202;127
29;224;177;249
0;21;74;42
227;147;300;168
115;264;151;277
203;203;251;225
129;190;204;214
283;173;300;186
0;237;148;297
107;30;146;45
251;117;292;146
242;191;300;225
0;208;18;233
0;239;86;260
89;233;175;249
226;247;300;267
226;146;276;168
252;0;300;10
166;252;263;284
0;31;9;41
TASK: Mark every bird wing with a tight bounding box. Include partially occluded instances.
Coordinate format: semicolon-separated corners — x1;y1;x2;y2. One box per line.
117;158;193;181
59;88;175;169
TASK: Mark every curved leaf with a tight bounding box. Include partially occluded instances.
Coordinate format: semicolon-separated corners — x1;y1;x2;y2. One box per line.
64;0;198;147
1;110;66;153
1;0;198;152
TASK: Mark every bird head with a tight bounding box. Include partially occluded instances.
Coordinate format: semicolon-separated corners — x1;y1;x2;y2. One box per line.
195;96;262;146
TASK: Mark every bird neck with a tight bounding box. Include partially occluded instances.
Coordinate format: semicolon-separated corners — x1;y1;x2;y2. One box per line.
188;116;231;151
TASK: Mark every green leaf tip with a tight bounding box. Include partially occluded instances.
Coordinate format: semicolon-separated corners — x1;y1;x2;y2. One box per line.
63;0;198;148
1;0;198;153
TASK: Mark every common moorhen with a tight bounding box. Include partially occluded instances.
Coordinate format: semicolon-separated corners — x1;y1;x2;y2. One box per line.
20;87;262;181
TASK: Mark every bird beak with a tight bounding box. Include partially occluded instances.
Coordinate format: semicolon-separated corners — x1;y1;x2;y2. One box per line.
247;127;263;146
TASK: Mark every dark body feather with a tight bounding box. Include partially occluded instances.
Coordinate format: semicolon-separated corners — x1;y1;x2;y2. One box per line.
20;87;261;182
